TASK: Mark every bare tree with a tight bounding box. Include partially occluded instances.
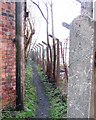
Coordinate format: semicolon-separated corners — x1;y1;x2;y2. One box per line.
24;17;35;64
45;2;52;79
31;0;52;79
50;0;56;81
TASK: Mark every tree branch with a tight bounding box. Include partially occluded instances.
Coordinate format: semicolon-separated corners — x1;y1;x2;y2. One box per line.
30;0;48;23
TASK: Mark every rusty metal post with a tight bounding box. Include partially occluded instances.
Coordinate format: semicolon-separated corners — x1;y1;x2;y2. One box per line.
56;38;60;84
48;35;61;83
32;48;36;61
42;41;48;74
37;44;42;66
35;46;38;64
39;43;45;70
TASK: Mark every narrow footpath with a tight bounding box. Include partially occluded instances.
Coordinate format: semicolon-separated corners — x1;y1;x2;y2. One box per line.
32;62;50;118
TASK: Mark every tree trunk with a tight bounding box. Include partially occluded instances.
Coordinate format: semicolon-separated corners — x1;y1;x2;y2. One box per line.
51;1;56;81
46;4;52;79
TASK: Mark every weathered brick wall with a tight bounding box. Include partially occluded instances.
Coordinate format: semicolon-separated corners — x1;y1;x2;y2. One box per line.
0;1;16;109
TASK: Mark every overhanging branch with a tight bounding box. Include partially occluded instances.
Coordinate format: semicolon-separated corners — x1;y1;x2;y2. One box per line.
30;0;48;23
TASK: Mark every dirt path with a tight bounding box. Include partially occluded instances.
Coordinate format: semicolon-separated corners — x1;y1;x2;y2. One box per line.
32;62;50;118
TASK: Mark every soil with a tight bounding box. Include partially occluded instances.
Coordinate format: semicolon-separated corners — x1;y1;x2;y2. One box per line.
32;62;50;118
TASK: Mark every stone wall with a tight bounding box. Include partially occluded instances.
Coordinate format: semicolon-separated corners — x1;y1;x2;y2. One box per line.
0;1;16;109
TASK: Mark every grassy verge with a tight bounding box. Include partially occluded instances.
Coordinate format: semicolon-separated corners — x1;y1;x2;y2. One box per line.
37;65;67;118
2;62;38;119
15;63;38;118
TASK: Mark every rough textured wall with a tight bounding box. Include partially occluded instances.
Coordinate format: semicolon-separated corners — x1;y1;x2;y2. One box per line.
0;1;16;109
67;15;94;118
81;0;93;17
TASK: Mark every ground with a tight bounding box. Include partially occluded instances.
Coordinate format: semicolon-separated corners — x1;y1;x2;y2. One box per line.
32;62;50;118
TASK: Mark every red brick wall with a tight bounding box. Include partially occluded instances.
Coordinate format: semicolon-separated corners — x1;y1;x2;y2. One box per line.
0;1;16;109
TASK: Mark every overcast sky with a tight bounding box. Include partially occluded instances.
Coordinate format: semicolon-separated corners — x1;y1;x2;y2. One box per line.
27;0;81;44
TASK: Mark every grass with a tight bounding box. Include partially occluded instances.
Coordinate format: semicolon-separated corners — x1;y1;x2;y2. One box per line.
15;63;38;118
2;61;38;119
37;65;67;118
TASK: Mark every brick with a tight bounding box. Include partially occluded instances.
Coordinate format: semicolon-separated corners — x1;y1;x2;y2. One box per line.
2;12;8;16
0;2;16;108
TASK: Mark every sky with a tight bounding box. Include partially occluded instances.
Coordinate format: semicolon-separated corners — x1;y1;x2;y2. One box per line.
27;0;81;65
27;0;81;45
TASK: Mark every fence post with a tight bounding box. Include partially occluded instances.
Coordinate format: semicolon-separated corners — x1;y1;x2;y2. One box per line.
67;0;94;117
16;1;25;110
56;38;60;84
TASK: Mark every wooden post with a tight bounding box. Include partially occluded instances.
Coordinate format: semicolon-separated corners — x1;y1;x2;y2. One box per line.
16;1;25;110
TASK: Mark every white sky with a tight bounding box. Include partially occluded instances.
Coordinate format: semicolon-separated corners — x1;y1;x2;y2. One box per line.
27;0;81;45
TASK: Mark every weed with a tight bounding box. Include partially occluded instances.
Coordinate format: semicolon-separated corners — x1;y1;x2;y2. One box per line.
37;65;67;118
2;61;38;119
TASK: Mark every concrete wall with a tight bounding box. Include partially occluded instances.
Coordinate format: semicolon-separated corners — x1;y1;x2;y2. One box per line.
68;15;94;118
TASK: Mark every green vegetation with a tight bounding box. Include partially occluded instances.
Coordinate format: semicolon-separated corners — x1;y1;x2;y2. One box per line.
15;63;38;118
2;62;38;119
37;65;67;118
